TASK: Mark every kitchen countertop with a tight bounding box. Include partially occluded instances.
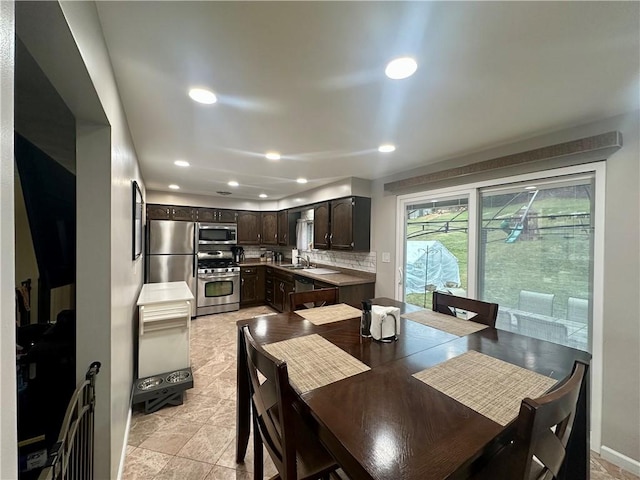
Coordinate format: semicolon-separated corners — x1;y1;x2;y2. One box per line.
137;281;194;305
238;260;375;287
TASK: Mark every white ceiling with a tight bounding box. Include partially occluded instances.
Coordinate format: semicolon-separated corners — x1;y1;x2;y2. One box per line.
95;1;639;200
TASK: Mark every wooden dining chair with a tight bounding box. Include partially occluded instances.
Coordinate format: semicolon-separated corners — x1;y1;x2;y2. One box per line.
289;287;339;311
242;326;338;480
471;360;588;480
432;291;499;328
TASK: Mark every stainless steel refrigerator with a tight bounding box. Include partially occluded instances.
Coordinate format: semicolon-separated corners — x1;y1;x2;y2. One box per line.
146;220;197;308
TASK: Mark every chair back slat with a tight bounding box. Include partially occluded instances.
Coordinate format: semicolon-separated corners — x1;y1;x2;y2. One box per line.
432;291;499;327
289;287;338;311
533;429;567;478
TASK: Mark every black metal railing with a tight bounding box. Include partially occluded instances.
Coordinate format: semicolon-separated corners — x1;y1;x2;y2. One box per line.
38;362;101;480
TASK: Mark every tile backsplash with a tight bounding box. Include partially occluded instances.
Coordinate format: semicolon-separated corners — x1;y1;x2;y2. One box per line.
242;246;376;273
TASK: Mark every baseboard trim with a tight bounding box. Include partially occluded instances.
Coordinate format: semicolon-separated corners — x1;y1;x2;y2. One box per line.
116;407;133;480
600;445;640;476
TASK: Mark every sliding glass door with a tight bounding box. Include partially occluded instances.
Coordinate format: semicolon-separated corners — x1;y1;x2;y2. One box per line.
479;175;594;351
402;195;470;310
398;170;596;353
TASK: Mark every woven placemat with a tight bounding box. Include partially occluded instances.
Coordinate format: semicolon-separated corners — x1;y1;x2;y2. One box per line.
402;309;488;337
264;334;370;393
412;350;557;426
295;303;362;326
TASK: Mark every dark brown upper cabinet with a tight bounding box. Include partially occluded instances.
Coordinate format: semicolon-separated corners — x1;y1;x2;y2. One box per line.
147;196;370;251
237;211;262;245
147;204;195;221
196;207;237;223
278;210;299;246
261;212;278;245
313;197;370;251
313;202;331;250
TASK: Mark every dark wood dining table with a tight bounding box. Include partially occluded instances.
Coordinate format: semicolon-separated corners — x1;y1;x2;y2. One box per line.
235;298;591;480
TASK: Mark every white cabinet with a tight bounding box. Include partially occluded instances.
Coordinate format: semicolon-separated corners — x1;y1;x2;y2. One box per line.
137;282;193;378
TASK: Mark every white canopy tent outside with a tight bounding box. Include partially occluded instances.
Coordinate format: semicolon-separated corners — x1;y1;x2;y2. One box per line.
405;241;461;294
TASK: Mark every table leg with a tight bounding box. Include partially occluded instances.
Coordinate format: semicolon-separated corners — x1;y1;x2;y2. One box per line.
236;324;250;462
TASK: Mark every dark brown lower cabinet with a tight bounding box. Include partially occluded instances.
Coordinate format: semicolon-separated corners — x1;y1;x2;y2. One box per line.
274;272;295;313
240;266;265;306
265;268;295;313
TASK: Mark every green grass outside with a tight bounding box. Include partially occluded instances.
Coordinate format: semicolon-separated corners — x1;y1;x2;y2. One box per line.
405;194;591;317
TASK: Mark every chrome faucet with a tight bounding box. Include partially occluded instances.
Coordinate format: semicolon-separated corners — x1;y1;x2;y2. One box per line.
297;255;311;267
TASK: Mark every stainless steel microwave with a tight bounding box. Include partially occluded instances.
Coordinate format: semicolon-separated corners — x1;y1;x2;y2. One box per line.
197;223;237;245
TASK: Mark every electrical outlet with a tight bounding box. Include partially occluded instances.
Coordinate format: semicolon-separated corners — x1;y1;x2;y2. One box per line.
382;252;391;263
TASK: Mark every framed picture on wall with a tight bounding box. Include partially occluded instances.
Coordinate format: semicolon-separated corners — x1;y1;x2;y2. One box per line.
132;180;143;260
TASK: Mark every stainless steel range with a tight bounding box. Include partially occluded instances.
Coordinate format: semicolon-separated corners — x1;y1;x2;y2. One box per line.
196;250;240;315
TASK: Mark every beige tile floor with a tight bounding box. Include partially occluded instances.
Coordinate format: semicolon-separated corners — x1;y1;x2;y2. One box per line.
123;306;638;480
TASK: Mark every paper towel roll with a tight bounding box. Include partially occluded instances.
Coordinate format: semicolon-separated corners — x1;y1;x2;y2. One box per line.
291;249;298;264
371;305;401;341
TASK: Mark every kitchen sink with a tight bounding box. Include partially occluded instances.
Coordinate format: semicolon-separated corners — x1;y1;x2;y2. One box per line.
277;265;339;275
305;268;339;275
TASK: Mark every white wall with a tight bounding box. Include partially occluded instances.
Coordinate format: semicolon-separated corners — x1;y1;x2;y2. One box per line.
600;113;640;464
0;1;16;477
371;112;640;466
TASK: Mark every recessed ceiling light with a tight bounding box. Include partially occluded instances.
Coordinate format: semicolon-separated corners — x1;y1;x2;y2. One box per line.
296;178;308;184
525;185;537;190
228;181;239;187
168;184;180;190
188;88;217;104
378;144;396;153
295;198;302;202
259;193;268;198
174;160;190;167
385;57;418;80
265;152;281;160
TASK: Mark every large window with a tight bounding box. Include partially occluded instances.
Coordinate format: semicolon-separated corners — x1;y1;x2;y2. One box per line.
479;176;593;352
398;169;598;353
